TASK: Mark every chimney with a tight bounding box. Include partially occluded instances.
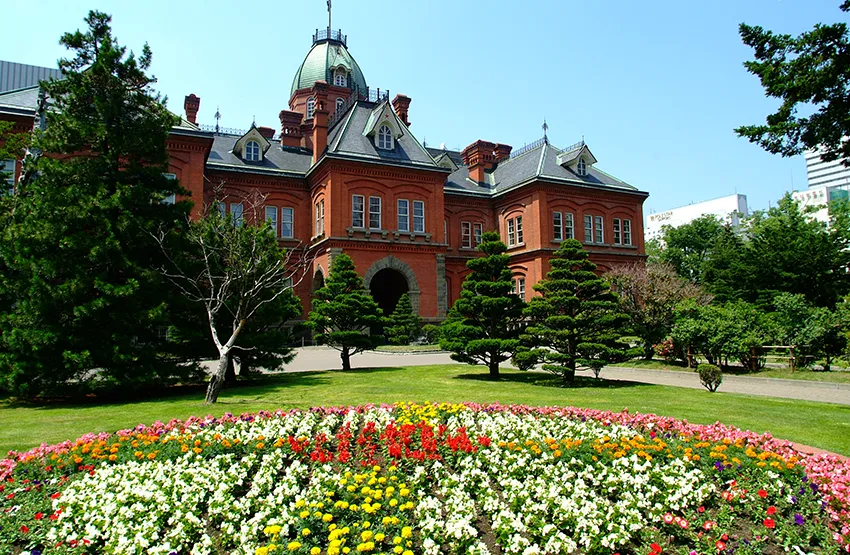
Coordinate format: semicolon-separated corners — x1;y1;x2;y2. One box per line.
183;94;200;124
392;94;411;126
461;140;498;184
257;126;275;140
494;143;512;162
311;81;330;164
279;110;304;148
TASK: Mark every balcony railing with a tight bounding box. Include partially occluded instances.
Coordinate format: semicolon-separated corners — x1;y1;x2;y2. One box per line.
313;28;347;46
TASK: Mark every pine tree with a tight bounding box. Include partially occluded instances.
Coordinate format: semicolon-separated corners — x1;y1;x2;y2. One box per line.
439;231;526;379
384;293;422;345
308;253;383;371
514;239;628;383
0;11;189;395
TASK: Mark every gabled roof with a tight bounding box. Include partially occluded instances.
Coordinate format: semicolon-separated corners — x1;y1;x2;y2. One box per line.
363;101;404;139
233;125;272;157
556;142;597;167
207;135;312;176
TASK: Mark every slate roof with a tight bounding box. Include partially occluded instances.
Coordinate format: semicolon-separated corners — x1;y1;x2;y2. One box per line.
0;85;40;115
207;134;312;176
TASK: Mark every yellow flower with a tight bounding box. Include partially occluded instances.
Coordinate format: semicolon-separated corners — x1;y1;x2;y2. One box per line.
323;513;333;522
295;499;306;508
256;548;269;555
302;528;311;537
394;547;403;554
393;536;402;545
374;533;385;542
287;542;302;551
300;510;310;519
361;531;374;541
401;527;412;539
311;548;321;555
264;525;283;536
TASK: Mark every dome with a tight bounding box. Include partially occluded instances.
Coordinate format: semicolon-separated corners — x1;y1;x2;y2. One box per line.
290;32;368;97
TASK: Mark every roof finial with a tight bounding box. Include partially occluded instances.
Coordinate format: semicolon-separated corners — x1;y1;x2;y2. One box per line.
214;105;221;134
252;115;256;127
327;0;332;32
542;118;549;144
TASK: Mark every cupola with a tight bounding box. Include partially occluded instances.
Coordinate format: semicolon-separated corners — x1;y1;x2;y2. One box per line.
290;30;368;100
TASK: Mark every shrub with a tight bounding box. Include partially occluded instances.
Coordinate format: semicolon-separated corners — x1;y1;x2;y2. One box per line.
421;323;440;344
698;363;723;392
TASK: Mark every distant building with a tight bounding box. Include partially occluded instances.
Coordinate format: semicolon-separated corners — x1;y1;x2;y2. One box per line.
0;61;62;93
645;194;749;242
791;183;849;225
805;148;850;190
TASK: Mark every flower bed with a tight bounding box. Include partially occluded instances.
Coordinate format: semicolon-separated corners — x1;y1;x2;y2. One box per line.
1;403;848;555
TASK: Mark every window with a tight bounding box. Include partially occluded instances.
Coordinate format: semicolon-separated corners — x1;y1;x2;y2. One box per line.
413;200;425;233
336;98;344;113
595;216;603;244
307;97;316;119
377;124;393;150
369;196;381;229
216;201;226;218
473;223;483;246
515;216;524;244
577;158;587;176
565;213;574;239
162;172;176;204
461;222;472;248
231;203;244;227
553;211;563;241
315;199;325;236
507;218;515;246
623;219;632;245
245;140;260;162
584;215;593;242
266;206;278;236
352;195;365;228
444;220;448;245
397;199;409;232
516;278;526;300
334;70;347;87
281;207;294;238
613;218;621;244
1;159;15;193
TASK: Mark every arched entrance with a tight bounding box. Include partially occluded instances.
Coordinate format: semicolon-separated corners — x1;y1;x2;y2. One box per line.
312;268;325;294
369;268;409;315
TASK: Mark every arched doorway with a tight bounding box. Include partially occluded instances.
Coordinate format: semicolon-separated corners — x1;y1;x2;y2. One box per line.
369;268;409;315
312;268;325;294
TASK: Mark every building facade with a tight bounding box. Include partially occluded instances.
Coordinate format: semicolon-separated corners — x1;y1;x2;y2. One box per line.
645;194;748;242
805;147;850;190
0;28;649;321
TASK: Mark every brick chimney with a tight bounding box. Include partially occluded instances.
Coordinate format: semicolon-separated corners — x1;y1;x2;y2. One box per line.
279;110;304;148
257;126;275;140
183;94;200;124
461;140;498;184
311;82;330;164
494;143;512;162
392;94;411;127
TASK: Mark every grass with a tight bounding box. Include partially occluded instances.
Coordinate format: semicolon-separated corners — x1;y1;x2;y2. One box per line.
374;344;443;353
612;358;850;383
2;364;849;457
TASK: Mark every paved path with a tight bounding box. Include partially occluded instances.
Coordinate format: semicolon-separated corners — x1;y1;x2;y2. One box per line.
281;347;850;406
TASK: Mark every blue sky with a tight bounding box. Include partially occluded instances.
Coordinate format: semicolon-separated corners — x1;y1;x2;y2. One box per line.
3;0;847;214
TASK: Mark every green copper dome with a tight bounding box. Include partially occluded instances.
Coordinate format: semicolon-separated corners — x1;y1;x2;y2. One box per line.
290;33;368;97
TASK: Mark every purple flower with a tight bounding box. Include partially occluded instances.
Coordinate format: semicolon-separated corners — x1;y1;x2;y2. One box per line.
791;495;797;504
794;513;804;526
714;461;725;470
810;483;819;493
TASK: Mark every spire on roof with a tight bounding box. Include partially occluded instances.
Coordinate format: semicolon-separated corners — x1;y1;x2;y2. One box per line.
542;119;549;144
214;106;221;134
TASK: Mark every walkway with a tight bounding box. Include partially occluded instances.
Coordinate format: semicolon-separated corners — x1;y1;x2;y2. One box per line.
282;347;850;406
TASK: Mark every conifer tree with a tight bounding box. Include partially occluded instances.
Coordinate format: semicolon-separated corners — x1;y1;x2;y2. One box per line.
308;253;383;371
385;293;422;345
439;231;526;379
0;11;189;395
514;239;628;383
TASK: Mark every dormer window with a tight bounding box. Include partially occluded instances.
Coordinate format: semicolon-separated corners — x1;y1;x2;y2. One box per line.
307;97;316;119
577;158;587;176
245;140;260;162
336;98;344;113
334;70;347;87
376;124;393;150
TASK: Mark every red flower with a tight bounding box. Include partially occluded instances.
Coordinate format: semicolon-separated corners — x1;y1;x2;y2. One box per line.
20;525;29;533
34;512;44;520
663;513;674;524
679;519;689;529
757;489;768;498
5;493;13;500
716;541;726;551
651;543;662;553
766;506;776;515
50;492;61;499
698;506;705;513
721;534;729;541
703;521;715;531
763;518;775;529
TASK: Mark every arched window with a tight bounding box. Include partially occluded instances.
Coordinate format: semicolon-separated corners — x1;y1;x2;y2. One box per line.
336;97;344;113
245;140;260;162
576;158;587;176
377;124;393;150
334;70;347;87
307;97;316;119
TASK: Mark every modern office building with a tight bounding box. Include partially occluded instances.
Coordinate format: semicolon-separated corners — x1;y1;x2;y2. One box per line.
645;194;748;242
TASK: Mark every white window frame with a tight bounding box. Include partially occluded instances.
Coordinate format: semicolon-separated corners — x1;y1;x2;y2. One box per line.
413;200;425;233
517;277;526;300
507;218;515;246
369;196;382;229
230;203;244;227
515;216;524;244
461;221;472;248
595;215;604;244
397;199;409;232
281;207;294;238
613;218;622;244
376;125;393;150
2;159;15;193
307;97;316;119
553;211;563;241
623;219;632;245
584;215;593;242
565;212;574;239
265;206;278;236
352;194;365;228
334;70;347;87
473;222;483;246
245;140;260;162
577;158;587;176
162;172;177;204
315;199;325;236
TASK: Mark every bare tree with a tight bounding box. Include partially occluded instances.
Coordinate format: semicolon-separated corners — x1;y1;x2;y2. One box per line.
153;187;312;403
608;262;713;360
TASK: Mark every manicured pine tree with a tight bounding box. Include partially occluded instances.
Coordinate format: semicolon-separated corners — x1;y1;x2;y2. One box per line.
0;11;190;395
385;293;422;345
308;253;384;371
439;231;526;379
514;239;629;383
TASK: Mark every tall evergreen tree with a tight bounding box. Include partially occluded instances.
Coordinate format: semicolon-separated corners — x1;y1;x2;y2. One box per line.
0;12;189;395
515;239;628;383
439;231;526;379
308;253;383;371
384;293;422;346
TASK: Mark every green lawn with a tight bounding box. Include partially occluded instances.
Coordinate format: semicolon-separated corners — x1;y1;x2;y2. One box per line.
2;364;848;457
613;358;850;383
374;344;443;353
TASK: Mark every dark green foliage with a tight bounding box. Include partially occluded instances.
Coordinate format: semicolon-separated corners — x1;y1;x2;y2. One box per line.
308;253;383;371
736;1;850;166
698;364;723;392
773;293;846;370
439;231;526;379
421;324;440;344
0;11;192;396
384;293;422;346
514;239;629;383
659;215;727;284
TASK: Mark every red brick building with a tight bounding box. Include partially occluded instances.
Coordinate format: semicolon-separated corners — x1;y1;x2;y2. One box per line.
0;29;648;322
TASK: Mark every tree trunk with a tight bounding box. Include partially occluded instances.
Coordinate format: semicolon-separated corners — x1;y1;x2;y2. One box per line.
562;365;576;384
341;348;351;371
643;343;654;360
488;359;500;380
224;352;237;384
205;353;229;404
